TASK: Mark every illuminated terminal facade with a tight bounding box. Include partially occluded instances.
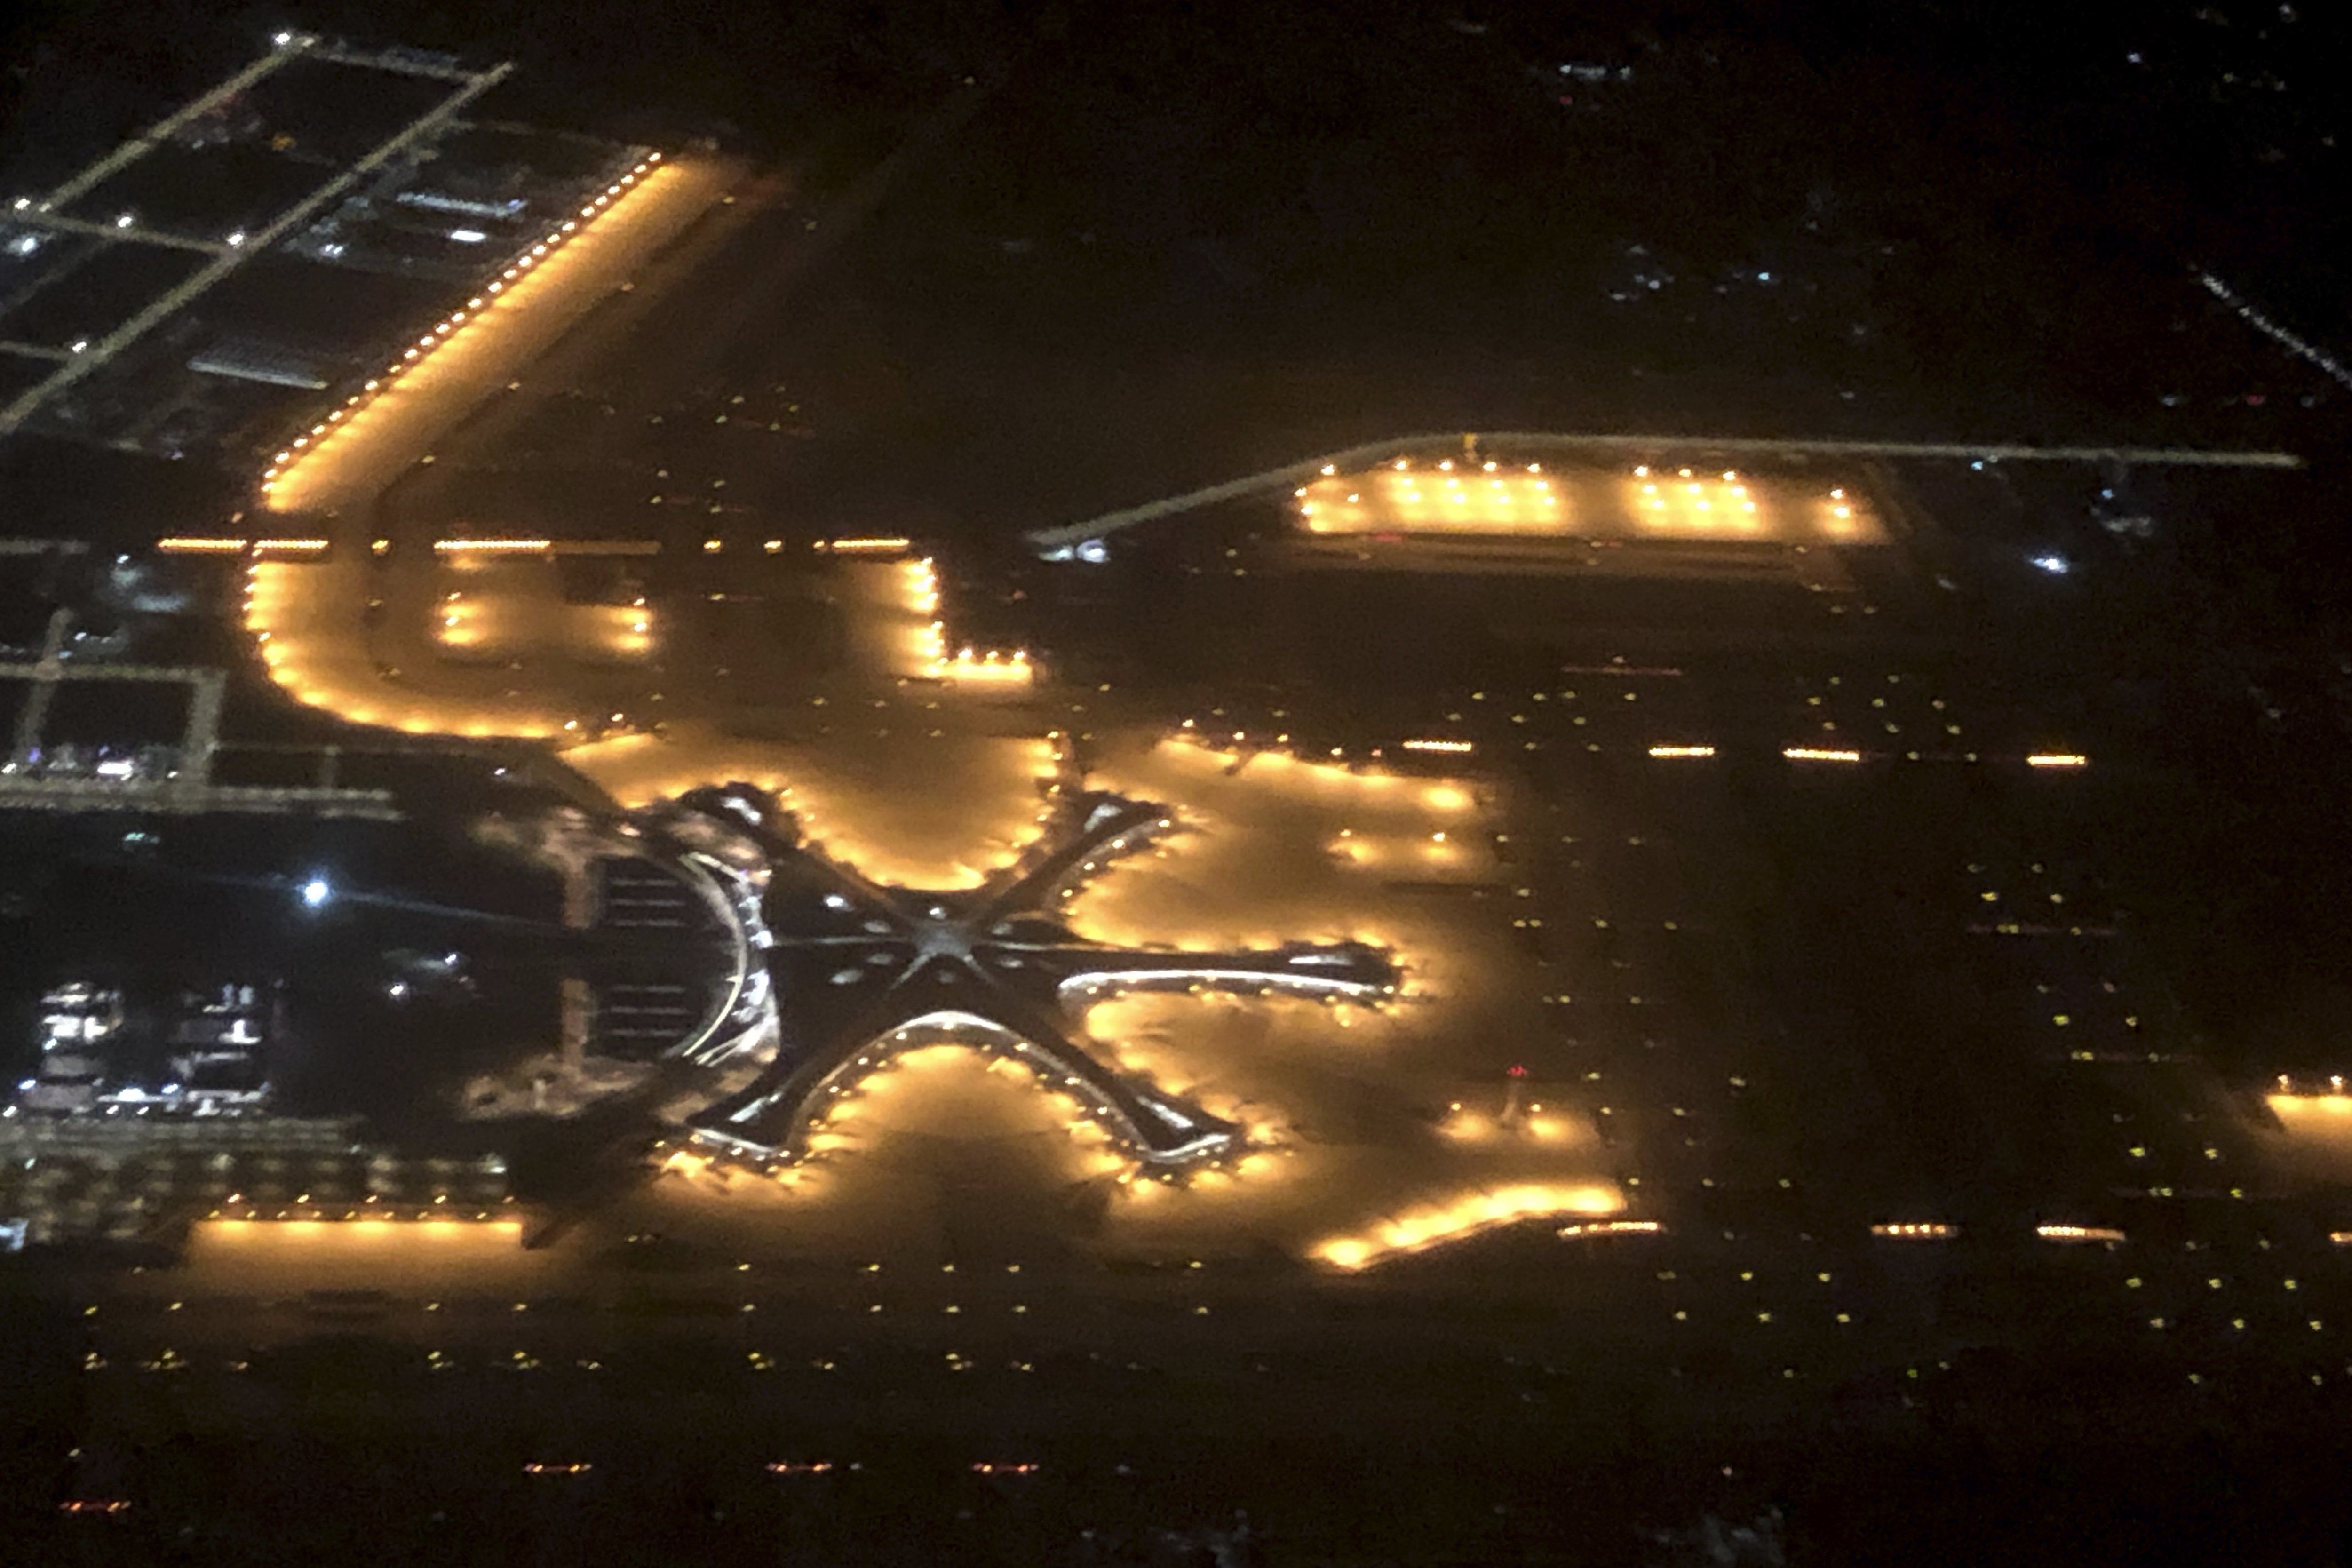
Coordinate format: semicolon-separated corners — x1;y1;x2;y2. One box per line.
642;783;1398;1171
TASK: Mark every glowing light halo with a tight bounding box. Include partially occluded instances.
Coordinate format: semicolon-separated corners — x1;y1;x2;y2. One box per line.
644;783;1401;1177
570;730;1066;893
261;157;678;515
627;743;1624;1269
732;1011;1234;1173
234;158;715;743
1312;1182;1624;1270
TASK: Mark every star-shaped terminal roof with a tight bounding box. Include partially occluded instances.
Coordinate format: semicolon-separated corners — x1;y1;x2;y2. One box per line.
644;782;1397;1172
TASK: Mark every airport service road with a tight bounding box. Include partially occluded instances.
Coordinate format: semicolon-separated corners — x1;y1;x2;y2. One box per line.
262;154;745;523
